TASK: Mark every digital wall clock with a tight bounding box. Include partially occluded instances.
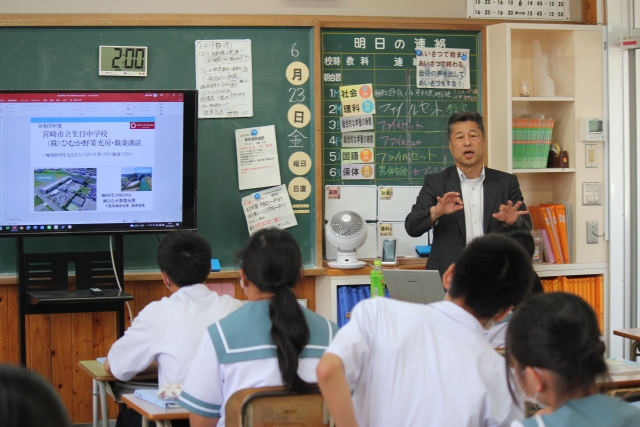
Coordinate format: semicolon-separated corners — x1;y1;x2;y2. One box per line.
99;45;147;76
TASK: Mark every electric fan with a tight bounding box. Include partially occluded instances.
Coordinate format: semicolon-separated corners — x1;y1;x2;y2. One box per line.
325;211;368;269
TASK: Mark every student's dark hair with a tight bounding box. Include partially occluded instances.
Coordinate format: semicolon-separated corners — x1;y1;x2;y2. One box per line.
156;230;212;287
493;225;535;257
447;111;485;138
448;234;534;319
0;364;71;427
492;225;544;297
238;228;311;393
505;293;608;401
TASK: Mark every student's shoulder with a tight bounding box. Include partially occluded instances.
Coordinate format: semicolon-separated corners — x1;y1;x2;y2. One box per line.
352;297;424;320
588;394;640;423
214;293;245;310
302;306;338;337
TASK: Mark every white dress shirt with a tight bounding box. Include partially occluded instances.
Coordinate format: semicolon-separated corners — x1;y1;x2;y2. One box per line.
458;166;485;244
107;283;243;386
326;298;523;427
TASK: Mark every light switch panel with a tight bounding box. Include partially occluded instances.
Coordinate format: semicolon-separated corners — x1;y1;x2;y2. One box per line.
585;144;597;168
582;182;603;205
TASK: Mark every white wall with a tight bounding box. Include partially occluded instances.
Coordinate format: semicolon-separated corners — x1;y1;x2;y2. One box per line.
0;0;583;21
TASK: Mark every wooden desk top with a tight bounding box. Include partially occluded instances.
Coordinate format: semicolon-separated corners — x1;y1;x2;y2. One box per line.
77;360;158;382
613;328;640;341
606;371;640;389
121;394;189;421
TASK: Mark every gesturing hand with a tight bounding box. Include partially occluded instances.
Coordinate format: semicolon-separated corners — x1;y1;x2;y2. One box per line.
492;200;528;224
429;192;463;226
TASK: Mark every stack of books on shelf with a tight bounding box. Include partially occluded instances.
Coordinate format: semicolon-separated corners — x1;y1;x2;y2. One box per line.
512;118;554;169
540;276;604;333
529;203;571;264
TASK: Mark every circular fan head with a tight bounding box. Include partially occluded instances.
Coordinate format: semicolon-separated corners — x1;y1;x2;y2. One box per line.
326;210;367;252
328;211;365;238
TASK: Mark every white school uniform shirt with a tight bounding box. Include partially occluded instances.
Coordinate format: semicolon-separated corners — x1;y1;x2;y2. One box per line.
326;298;523;427
458;166;485;244
178;300;338;427
107;283;243;387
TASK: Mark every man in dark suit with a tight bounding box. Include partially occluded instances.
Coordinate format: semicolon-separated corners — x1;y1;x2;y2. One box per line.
405;111;532;276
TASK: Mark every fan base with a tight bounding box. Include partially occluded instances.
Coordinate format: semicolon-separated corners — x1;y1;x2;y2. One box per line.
327;260;367;269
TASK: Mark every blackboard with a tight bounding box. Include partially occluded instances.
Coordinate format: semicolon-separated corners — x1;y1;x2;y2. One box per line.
321;29;482;186
0;27;316;273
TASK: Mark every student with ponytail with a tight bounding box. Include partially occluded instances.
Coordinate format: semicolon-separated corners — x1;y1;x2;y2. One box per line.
179;228;338;427
506;293;640;427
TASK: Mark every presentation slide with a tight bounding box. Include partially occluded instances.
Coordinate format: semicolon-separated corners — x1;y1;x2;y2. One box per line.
0;92;186;234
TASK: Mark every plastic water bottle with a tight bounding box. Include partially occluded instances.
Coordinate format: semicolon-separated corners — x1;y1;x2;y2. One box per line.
370;260;386;298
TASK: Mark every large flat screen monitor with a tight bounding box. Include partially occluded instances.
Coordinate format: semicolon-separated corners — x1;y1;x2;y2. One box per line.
0;90;197;236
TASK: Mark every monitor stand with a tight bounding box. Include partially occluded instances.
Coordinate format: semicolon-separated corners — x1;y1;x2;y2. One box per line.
16;235;132;364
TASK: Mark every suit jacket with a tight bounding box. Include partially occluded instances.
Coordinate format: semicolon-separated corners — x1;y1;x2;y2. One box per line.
405;166;532;276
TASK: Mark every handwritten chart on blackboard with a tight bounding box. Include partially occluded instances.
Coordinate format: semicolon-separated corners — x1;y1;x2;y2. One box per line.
322;30;482;187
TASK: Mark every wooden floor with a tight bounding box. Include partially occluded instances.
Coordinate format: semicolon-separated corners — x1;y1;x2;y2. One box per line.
0;277;316;424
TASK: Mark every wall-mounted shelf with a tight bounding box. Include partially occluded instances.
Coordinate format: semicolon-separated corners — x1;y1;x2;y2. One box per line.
512;97;575;102
513;168;575;173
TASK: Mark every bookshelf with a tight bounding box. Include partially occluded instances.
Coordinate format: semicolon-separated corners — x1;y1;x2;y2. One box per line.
487;23;607;273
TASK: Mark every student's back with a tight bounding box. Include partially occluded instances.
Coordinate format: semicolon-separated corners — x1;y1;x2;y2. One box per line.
108;283;242;385
519;394;639;427
339;297;518;426
106;230;243;387
318;234;535;427
179;228;338;427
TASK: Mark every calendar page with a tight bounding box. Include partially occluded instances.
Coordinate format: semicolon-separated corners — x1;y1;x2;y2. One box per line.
467;0;569;20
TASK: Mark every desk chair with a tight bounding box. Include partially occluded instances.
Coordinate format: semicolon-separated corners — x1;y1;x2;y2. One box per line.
225;386;330;427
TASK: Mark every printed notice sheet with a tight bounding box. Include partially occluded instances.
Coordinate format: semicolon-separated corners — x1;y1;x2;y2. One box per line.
416;48;470;89
195;39;253;118
242;184;297;235
235;125;281;190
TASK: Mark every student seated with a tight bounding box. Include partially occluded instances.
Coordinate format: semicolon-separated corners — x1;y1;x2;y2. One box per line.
487;225;545;348
0;364;71;427
506;292;640;427
105;230;243;426
316;233;534;427
178;228;338;427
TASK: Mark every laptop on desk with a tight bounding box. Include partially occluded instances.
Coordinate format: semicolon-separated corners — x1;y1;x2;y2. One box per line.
382;270;445;305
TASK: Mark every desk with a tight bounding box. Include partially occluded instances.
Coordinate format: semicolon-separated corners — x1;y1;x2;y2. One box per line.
78;360;157;427
613;328;640;361
121;393;189;427
605;370;640;402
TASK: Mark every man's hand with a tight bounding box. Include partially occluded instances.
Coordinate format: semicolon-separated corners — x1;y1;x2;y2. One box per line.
430;192;464;226
492;200;529;224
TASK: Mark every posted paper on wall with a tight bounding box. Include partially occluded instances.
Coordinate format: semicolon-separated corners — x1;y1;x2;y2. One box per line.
416;48;470;89
235;125;281;190
242;184;297;235
195;39;253;118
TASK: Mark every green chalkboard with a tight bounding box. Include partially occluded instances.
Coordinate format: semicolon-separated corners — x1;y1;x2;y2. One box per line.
0;27;316;273
321;29;482;186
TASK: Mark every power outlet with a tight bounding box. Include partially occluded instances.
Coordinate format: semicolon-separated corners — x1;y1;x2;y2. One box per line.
585;143;597;168
587;220;599;244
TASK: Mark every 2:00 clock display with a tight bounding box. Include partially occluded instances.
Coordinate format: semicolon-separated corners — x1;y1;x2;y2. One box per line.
99;46;148;77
